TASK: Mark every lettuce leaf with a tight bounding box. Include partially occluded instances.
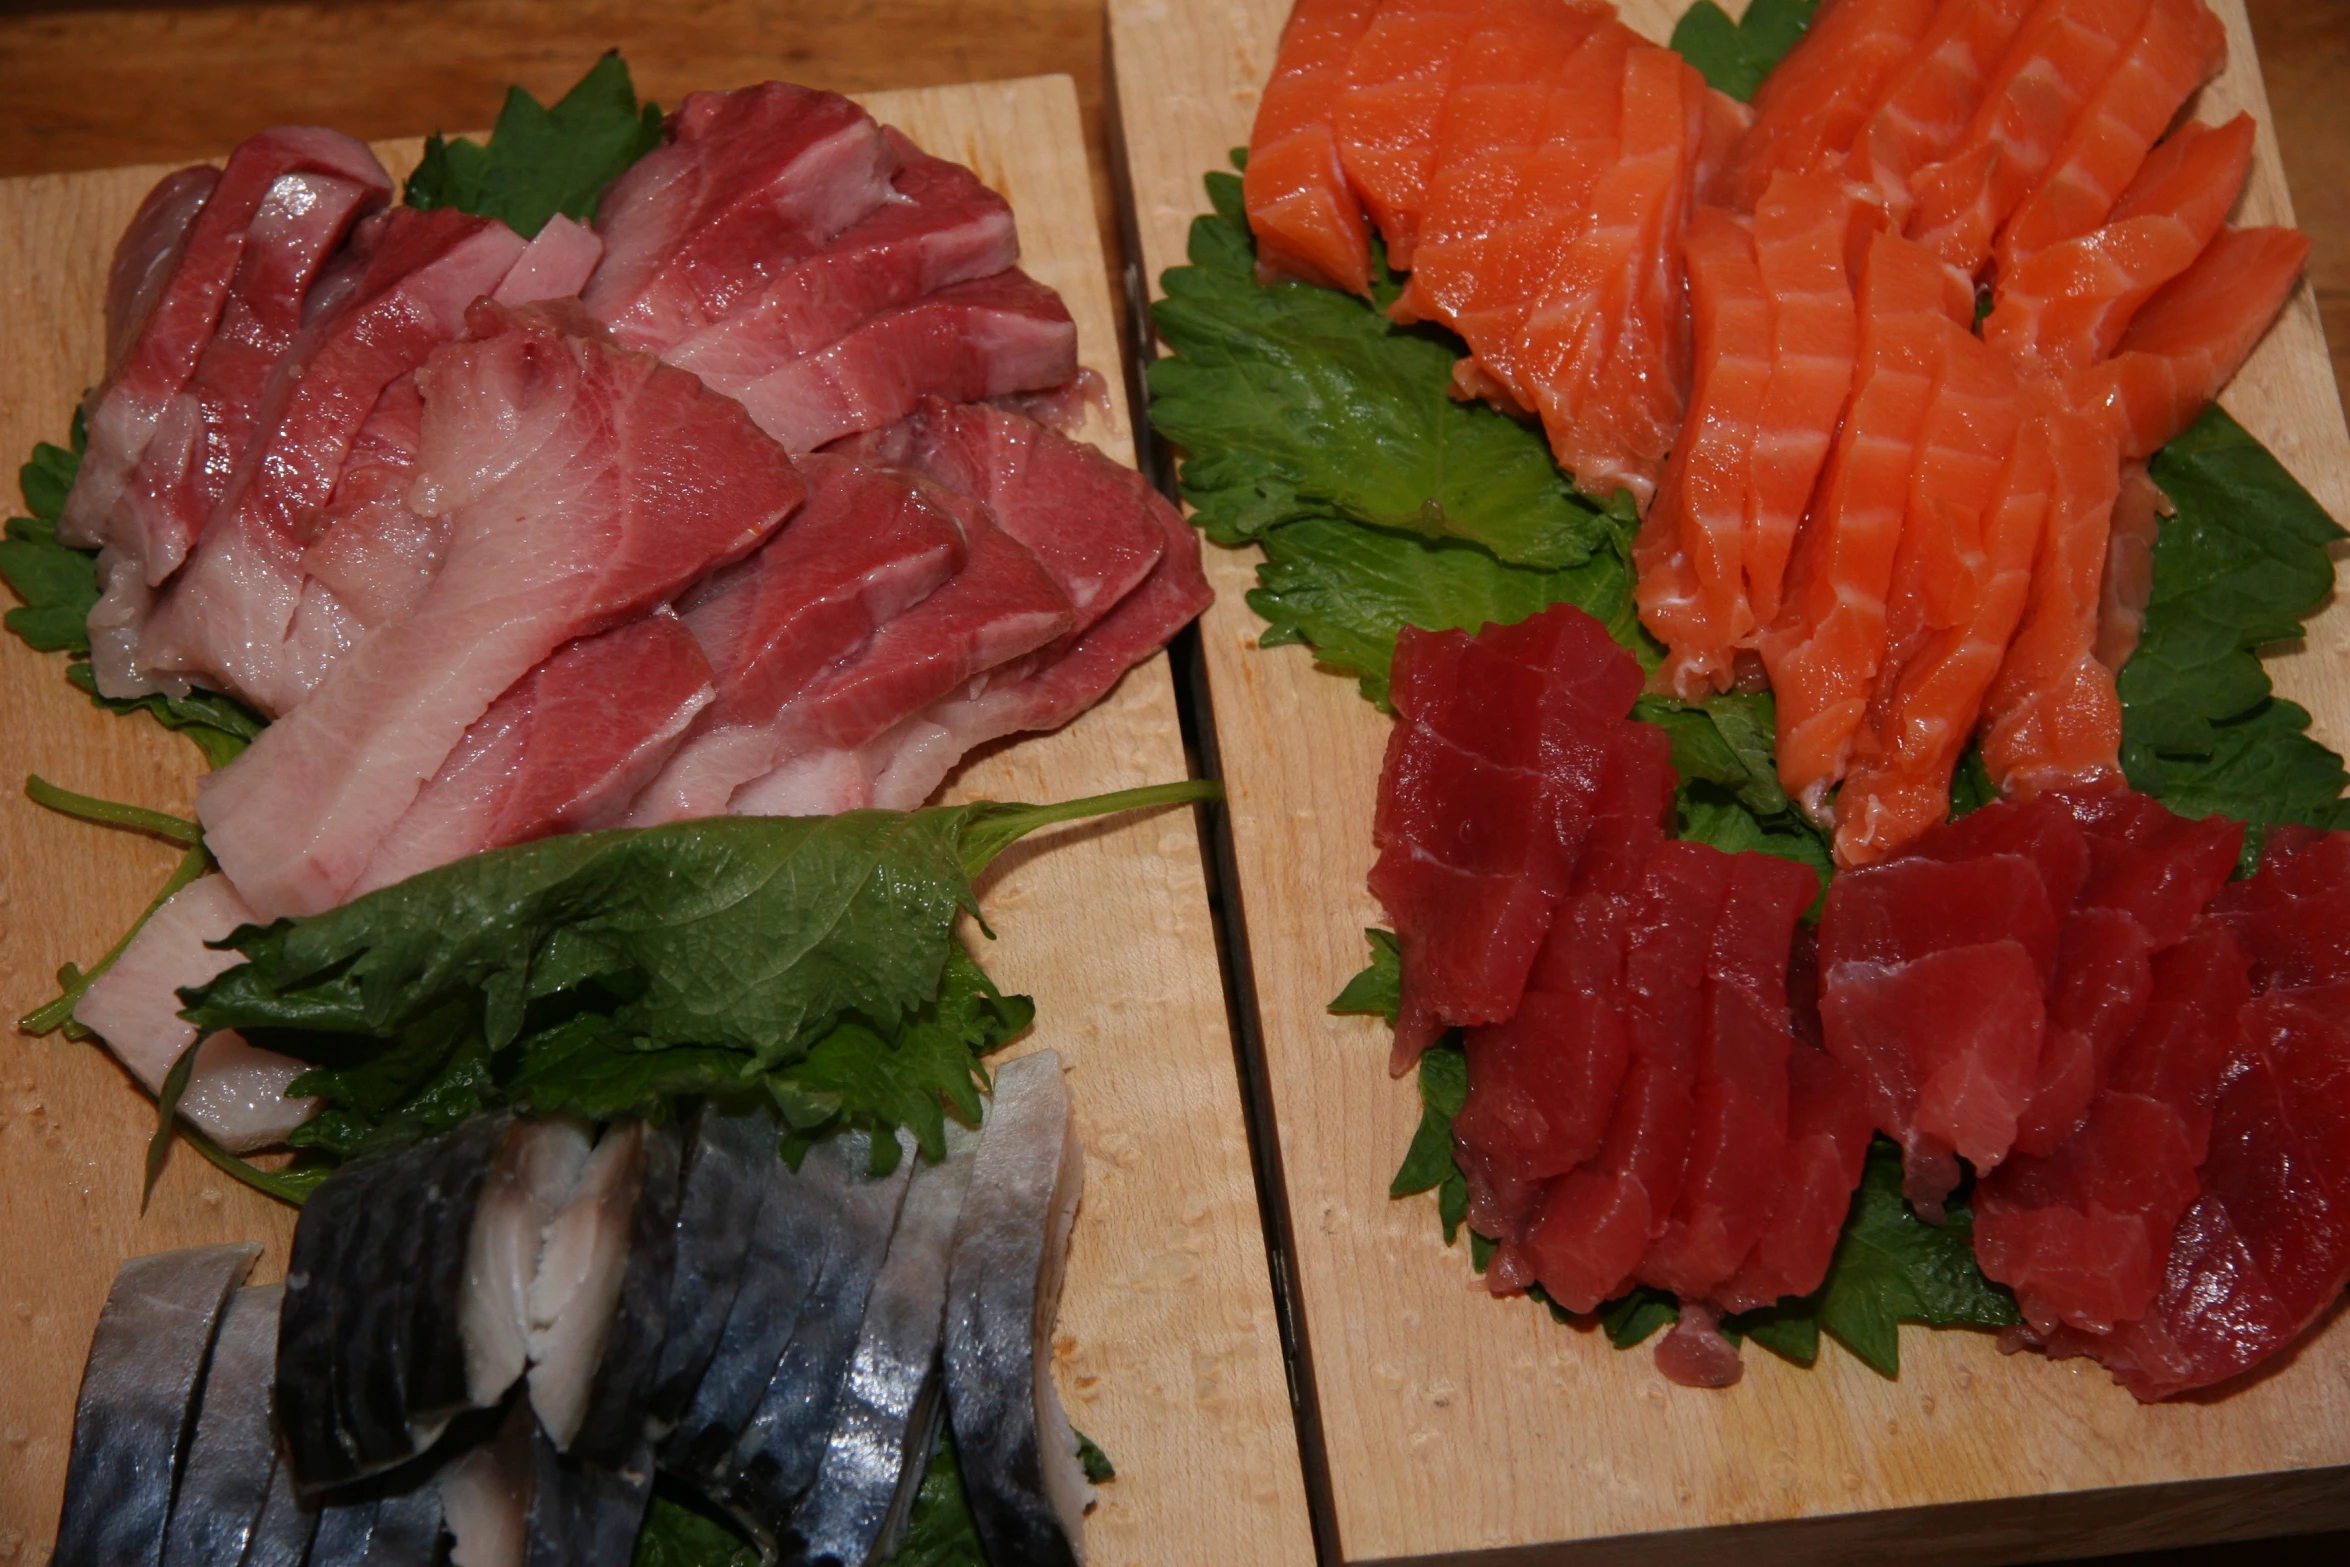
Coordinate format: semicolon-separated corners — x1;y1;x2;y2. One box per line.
406;50;664;237
1669;0;1822;102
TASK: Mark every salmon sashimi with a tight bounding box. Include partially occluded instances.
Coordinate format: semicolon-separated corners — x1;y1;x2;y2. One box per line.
2093;461;2167;672
1637;207;1771;698
2075;225;2312;461
1746;172;1875;630
1837;329;2033;867
1718;0;1942;213
1984;114;2254;378
1244;0;1381;294
1760;230;1972;823
1992;0;2228;275
1905;0;2154;276
1846;0;2037;224
1978;393;2126;796
1515;44;1706;504
1693;85;1756;208
1395;12;1639;403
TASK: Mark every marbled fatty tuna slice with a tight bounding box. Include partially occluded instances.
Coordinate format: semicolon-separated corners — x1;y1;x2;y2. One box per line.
196;300;805;919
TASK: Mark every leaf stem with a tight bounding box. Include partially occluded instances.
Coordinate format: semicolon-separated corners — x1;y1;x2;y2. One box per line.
25;774;202;845
959;779;1222;876
18;839;212;1034
183;1128;328;1208
143;1034;203;1210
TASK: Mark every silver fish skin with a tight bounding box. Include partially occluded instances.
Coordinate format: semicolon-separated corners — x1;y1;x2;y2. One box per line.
570;1118;686;1464
643;1106;776;1434
238;1448;322;1567
786;1122;979;1566
54;1241;261;1567
401;1113;512;1435
726;1132;916;1540
278;1149;400;1489
941;1050;1090;1567
159;1283;284;1567
523;1425;655;1567
308;1476;447;1567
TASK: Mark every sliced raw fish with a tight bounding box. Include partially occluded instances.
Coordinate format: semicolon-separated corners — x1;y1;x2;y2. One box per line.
625;455;966;825
101;167;220;382
440;1399;535;1567
568;1121;686;1465
355;610;716;895
195;299;805;919
1243;0;1379;292
663;130;1019;386
1844;0;2036;222
522;1429;654;1567
726;270;1079;452
53;1242;259;1567
298;375;443;633
2094;460;2165;672
159;1283;285;1567
1328;0;1495;274
492;214;604;307
645;1107;779;1431
585;84;896;352
1717;0;1940;213
239;1444;321;1567
728;1132;918;1539
1653;1300;1747;1388
307;1477;446;1567
279;1150;398;1488
943;1051;1091;1567
73;871;320;1151
786;1124;980;1566
1713;1039;1873;1313
528;1120;650;1451
2012;905;2152;1154
463;1117;595;1409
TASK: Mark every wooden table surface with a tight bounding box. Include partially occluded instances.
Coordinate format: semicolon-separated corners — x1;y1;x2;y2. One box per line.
0;3;2344;1564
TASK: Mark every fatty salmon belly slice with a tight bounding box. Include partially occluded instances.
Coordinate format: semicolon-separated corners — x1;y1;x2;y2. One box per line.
1515;45;1704;507
1743;171;1871;631
1975;927;2248;1333
1244;0;1380;293
1382;3;1633;397
59;128;392;557
353;611;715;896
1717;0;1942;214
1904;0;2154;277
1844;0;2037;223
1759;229;1970;823
583;84;897;353
1637;206;1771;698
1712;1040;1873;1313
2076;225;2313;461
1978;395;2125;796
661;131;1019;390
726;270;1078;452
195;302;805;919
121;211;531;715
1639;850;1815;1302
1524;841;1734;1314
1992;0;2228;275
1985;114;2255;380
1834;319;2026;867
624;456;966;827
724;490;1074;819
1326;0;1489;273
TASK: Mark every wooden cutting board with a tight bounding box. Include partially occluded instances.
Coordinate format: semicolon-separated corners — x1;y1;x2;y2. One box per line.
1104;2;2350;1563
0;73;1317;1566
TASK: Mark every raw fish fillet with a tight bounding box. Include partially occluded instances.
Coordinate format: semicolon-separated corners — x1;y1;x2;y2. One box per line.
2013;904;2152;1154
1717;0;1941;213
584;83;897;352
1330;0;1508;272
462;1117;594;1411
1244;0;1380;292
492;213;605;306
100;167;219;384
527;1121;654;1451
643;1108;783;1432
2094;460;2166;673
1844;0;2036;223
560;1121;685;1468
1713;1039;1873;1312
160;1283;285;1567
298;375;442;633
196;300;804;919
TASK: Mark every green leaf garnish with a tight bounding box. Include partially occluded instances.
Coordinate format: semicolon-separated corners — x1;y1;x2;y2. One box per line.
1669;0;1822;102
406;51;665;237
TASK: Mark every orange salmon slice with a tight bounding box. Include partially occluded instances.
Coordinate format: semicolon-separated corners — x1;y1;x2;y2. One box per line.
1244;0;1382;293
1719;0;1941;213
1331;0;1496;269
1846;0;2037;223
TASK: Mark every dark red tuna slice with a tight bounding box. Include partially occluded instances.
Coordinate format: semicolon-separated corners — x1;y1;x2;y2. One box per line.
2059;788;2243;947
2208;825;2350;993
1912;790;2092;920
1713;1039;1873;1313
2013;904;2154;1156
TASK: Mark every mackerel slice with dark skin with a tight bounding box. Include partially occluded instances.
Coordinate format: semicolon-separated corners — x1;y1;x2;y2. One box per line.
334;1136;438;1475
306;1473;447;1567
726;1132;918;1541
403;1114;512;1440
942;1050;1091;1567
567;1119;687;1465
53;1242;260;1567
785;1122;980;1566
643;1106;777;1434
523;1431;656;1567
159;1283;284;1567
527;1120;651;1452
463;1117;595;1411
238;1449;321;1567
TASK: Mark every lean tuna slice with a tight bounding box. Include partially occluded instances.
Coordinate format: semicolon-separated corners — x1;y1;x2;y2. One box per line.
196;299;806;920
158;1283;285;1567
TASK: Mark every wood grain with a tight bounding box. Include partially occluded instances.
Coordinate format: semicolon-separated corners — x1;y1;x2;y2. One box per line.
1104;1;2350;1564
0;75;1317;1567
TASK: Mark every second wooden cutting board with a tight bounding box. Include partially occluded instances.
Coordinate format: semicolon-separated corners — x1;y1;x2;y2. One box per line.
1104;1;2350;1563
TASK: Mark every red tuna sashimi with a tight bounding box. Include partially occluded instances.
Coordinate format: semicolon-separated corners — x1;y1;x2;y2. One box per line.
195;302;805;918
725;270;1077;452
1985;114;2254;379
1978;396;2126;796
1640;850;1818;1301
2207;825;2350;993
2075;225;2312;461
1714;1039;1874;1312
1244;0;1380;293
1637;207;1771;699
627;456;968;826
1515;44;1706;505
1760;230;1972;822
2065;786;2244;949
583;84;896;352
490;214;605;307
663;131;1019;390
100;168;220;383
1384;5;1633;401
1327;0;1491;271
1992;0;2227;274
296;376;438;632
1716;0;1941;214
1525;841;1736;1314
1976;927;2249;1331
2014;905;2152;1154
1746;172;1872;630
1844;0;2037;223
1368;604;1651;1069
59;128;393;557
354;611;716;895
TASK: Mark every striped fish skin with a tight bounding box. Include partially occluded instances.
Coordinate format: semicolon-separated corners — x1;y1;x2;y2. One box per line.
159;1283;285;1567
523;1427;655;1567
238;1449;322;1567
642;1106;775;1434
569;1120;687;1465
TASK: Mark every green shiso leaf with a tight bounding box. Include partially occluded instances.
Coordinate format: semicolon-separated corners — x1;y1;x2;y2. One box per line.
1669;0;1823;102
406;50;665;236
